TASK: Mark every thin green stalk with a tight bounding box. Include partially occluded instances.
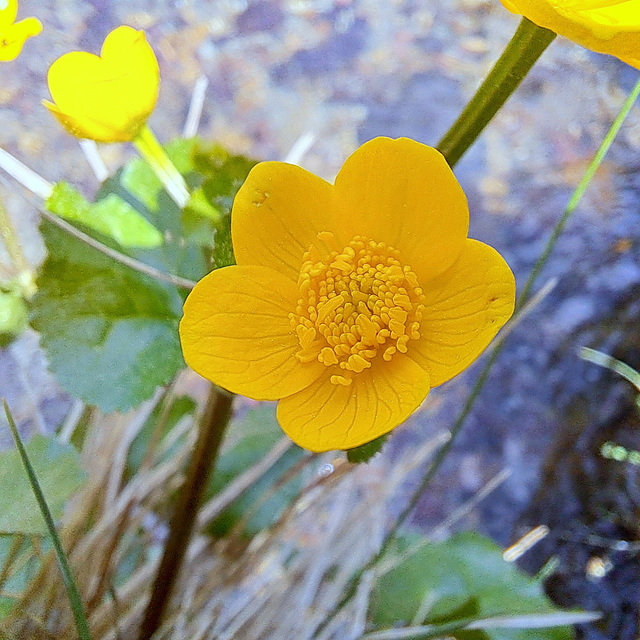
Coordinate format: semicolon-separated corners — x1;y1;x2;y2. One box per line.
314;74;640;640
437;18;555;166
514;76;640;307
37;206;195;290
579;347;640;392
138;386;234;640
2;400;91;640
0;158;193;291
132;125;190;208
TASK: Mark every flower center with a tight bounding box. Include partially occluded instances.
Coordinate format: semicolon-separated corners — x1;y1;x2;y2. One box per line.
290;232;426;386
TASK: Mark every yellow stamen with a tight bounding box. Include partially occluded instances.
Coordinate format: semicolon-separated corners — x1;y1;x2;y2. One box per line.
290;235;426;384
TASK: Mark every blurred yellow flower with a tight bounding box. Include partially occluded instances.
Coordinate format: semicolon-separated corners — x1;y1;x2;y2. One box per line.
501;0;640;68
180;138;515;452
43;26;159;143
0;0;42;61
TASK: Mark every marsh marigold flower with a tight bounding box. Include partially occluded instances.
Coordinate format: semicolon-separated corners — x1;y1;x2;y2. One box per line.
43;26;159;143
180;138;516;452
0;0;42;61
501;0;640;69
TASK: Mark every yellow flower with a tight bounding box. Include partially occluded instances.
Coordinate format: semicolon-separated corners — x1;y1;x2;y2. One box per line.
180;138;516;453
500;0;640;69
0;0;42;61
43;26;159;143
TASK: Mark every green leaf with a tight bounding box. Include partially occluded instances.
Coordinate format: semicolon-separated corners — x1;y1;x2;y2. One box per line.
46;182;163;249
211;214;235;268
120;156;162;212
206;404;304;539
369;532;571;640
191;142;257;267
347;434;389;463
112;139;209;282
0;289;28;346
31;221;185;412
197;152;257;217
120;138;255;272
0;435;85;536
427;597;490;640
185;187;222;223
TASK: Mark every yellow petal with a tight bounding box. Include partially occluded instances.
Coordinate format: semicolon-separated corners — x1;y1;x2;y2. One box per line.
500;0;520;11
180;264;324;400
0;0;17;31
46;26;159;142
558;0;640;35
277;353;431;452
232;161;338;282
0;16;42;61
333;137;469;282
410;239;515;387
43;99;120;142
501;0;640;69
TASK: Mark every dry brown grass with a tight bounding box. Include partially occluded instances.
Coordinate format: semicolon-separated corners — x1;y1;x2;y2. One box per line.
1;373;448;640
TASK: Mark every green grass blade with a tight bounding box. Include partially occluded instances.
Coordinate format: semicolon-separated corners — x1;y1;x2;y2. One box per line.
2;399;92;640
517;76;640;307
579;347;640;393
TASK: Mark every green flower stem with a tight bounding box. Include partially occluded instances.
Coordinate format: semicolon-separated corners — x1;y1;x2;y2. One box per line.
437;17;556;166
2;400;92;640
138;386;234;640
315;74;640;640
132;125;190;208
0;200;35;298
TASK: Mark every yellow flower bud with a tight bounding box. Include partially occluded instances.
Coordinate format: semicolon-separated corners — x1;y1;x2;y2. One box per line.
0;0;42;61
43;26;159;143
501;0;640;69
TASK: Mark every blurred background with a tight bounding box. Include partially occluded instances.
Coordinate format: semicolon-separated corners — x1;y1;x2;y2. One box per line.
1;1;640;638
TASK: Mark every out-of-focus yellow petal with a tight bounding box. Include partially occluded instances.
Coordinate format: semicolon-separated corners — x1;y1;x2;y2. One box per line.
500;0;640;70
232;161;338;282
180;264;325;400
410;239;515;387
0;0;18;31
0;16;42;61
333;137;469;283
277;353;430;452
45;26;159;142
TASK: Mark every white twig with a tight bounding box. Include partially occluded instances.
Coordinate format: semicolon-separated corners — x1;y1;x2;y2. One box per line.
493;276;558;348
79;139;109;182
0;147;52;199
360;611;603;639
427;468;512;540
59;400;86;444
183;75;209;138
284;132;317;166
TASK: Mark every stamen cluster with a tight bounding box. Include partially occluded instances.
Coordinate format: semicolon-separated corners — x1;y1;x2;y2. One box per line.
290;233;426;386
